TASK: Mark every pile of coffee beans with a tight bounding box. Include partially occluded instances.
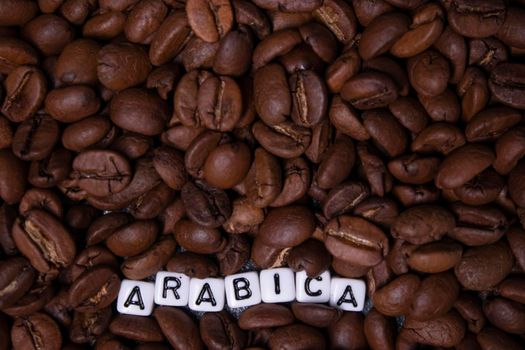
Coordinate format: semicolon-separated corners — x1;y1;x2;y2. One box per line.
1;0;525;349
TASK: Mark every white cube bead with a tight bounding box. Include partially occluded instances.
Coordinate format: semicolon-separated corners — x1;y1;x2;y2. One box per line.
117;279;155;316
295;270;331;303
188;278;225;312
259;268;296;303
329;277;366;312
225;271;262;308
154;271;190;306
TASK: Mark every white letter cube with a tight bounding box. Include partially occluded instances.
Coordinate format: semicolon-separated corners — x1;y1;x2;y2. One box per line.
329;277;366;312
295;270;331;303
188;278;225;312
117;279;155;316
154;271;190;306
225;271;262;308
260;268;295;303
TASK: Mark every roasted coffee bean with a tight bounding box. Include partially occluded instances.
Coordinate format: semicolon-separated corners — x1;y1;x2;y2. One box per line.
364;308;396;350
328;312;367;350
167;251;219;278
186;0;234;43
121;236;176;280
154;307;203;350
408;50;450;97
452;169;505;206
406;241;462;273
455;240;514;291
477;326;524;350
448;203;507;246
11;312;62;350
0;37;39;75
181;181;231;228
325;215;388;267
494;127;525;175
12;209;76;275
12;114;59;161
174;219;225;254
83;11;126;40
110;88;168;136
341;72;398;110
391;205;455;244
28;148;72;189
483;297;525;334
124;0;167;44
506;226;525;271
287;239;331;277
71;150;132;197
458;67;489;121
315;134;355;190
400;310;466;347
19;188;63;218
61;115;112;152
45;85;100;123
269;324;326;350
203;142;251;189
200;311;246;350
223;197;264;234
489;62;525;109
70;308;112;344
0;257;35;309
409;272;460;321
97;42;152;90
150;12;192;66
291;303;342;328
54;39;100;86
216;234;250;275
1;66;47;123
258;205;315;249
372;274;420;316
106;220;158;257
110;315;164;342
359;12;410;60
362;109;407;157
271;157;310;207
68;266;120;312
446;0;506;38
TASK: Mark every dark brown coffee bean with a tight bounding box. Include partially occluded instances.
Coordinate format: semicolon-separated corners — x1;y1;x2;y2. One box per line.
287;239;331;277
323;181;369;220
497;276;525;304
0;37;39;75
186;0;234;43
412;122;465;155
259;205;315;249
325;215;388;267
0;257;35;309
11;312;62;350
106;220;158;257
454;293;486;334
62;115;112;152
150;12;193;66
23;14;74;56
252;121;312;159
394;182;439;207
388;97;429;134
270;157;310;207
167;251;219;278
496;6;525;49
70;308;112;344
289;70;328;127
110;88;168;135
121;236;176;280
55;39;101;86
0;204;18;255
181;181;231;228
436;143;494;189
293;303;342;328
97;43;152;90
0;0;38;26
328;312;367;350
315;134;355;190
124;0;167;44
400;310;465;347
388;155;440;185
506;226;525;271
313;0;356;44
154;307;204;350
353;196;399;229
110;315;164;342
174;219;225;254
239;304;294;330
1;66;47;123
152;146;187;191
409;272;460;321
215;234;250;275
71;150;132;197
222;197;264;234
19;188;63;219
341;72;398;110
200;311;246;350
364;308;396;350
45;85;100;123
352;0;393;26
483;297;525;334
455;240;514;291
269;324;326;350
494;127;525;175
391;205;455;244
12;209;76;275
68;266;120;312
253;64;290;126
408;50;450;97
326;49;361;94
28;148;71;189
359;12;410;60
477;326;524;350
362;109;407;157
466;106;521;142
83;11;126;40
446;0;506;38
11;114;58;161
489;62;525;109
406;241;463;273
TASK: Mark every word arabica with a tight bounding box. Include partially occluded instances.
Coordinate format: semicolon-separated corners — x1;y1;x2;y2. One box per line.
117;268;366;316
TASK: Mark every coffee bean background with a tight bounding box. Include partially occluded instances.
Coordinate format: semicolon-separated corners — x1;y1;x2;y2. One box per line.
1;0;525;349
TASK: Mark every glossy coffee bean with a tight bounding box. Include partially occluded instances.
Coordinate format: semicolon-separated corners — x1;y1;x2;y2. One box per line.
11;313;62;350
